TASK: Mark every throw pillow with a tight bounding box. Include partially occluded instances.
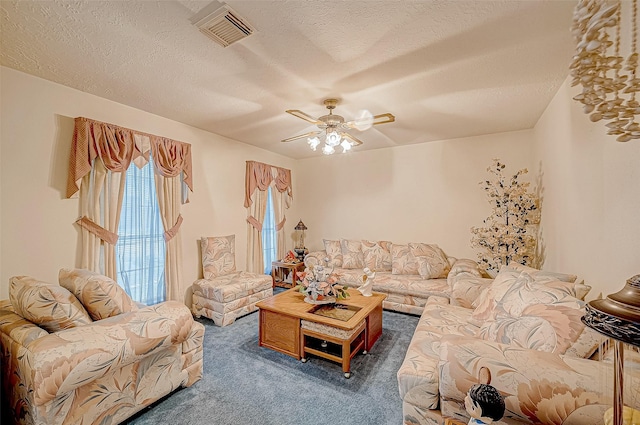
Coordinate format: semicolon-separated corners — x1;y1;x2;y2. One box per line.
506;263;590;299
476;278;587;354
449;276;493;309
9;276;92;332
361;240;392;271
201;235;236;279
391;244;416;275
469;266;526;326
59;268;138;321
411;243;450;279
323;239;343;267
340;239;364;269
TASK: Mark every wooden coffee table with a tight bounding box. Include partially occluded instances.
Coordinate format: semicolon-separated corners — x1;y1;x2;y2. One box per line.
256;288;386;378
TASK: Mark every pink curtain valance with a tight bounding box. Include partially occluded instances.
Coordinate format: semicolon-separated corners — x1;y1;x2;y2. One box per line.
244;160;292;208
67;117;193;198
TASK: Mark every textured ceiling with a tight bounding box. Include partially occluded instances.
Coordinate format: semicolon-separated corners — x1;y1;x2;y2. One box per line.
0;0;577;159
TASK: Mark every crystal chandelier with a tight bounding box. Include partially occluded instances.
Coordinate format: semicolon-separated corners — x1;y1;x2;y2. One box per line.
307;129;354;155
570;0;640;142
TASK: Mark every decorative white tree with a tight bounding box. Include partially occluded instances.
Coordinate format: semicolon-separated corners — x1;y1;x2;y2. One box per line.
470;159;540;276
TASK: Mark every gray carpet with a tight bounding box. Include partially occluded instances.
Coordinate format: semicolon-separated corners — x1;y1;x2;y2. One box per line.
126;307;419;425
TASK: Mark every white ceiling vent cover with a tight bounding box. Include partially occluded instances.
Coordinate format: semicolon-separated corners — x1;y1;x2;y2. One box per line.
193;3;255;48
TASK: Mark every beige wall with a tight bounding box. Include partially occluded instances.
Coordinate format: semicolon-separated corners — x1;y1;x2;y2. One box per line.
3;65;637;305
295;131;535;260
533;77;640;300
0;67;299;299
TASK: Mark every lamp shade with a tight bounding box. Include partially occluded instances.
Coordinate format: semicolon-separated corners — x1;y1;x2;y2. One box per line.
581;274;640;348
294;220;307;231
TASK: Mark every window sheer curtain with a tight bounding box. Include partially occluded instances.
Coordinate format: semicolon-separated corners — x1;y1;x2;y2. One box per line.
244;161;292;273
116;156;166;305
67;117;193;304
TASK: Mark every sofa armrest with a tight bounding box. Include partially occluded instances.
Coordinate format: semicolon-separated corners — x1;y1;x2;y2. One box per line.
438;335;640;424
304;250;327;268
19;300;194;406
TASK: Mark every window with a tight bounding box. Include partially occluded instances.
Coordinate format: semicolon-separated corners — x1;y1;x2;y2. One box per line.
116;156;166;305
262;186;277;274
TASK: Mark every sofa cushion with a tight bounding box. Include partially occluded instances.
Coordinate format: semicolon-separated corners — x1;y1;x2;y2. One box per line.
476;276;587;354
9;276;92;332
323;239;343;267
391;244;416;274
340;239;364;269
201;235;236;279
391;243;449;277
59;268;138;321
508;263;591;300
397;303;477;410
449;275;493;309
361;240;392;271
469;266;524;325
192;271;272;303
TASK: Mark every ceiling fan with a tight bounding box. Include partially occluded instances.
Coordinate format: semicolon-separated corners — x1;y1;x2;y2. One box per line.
281;98;395;154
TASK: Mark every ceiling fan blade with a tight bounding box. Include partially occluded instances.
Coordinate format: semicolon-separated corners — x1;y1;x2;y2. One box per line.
285;109;322;125
342;132;363;146
281;131;322;143
371;113;395;125
343;112;395;131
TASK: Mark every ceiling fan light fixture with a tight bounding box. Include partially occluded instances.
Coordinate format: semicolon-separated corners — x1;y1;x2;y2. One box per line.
340;140;352;153
307;136;321;150
322;144;335;155
325;130;341;146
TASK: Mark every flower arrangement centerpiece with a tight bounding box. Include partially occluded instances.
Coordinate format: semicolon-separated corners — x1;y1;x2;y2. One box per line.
296;259;348;304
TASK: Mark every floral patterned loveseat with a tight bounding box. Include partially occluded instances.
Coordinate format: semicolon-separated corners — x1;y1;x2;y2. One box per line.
304;239;480;315
398;264;640;425
0;270;204;425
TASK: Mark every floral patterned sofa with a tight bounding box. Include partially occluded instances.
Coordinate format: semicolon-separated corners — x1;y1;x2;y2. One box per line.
0;269;204;425
304;239;480;315
398;264;640;425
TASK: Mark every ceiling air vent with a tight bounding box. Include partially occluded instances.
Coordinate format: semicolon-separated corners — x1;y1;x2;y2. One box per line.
193;3;255;48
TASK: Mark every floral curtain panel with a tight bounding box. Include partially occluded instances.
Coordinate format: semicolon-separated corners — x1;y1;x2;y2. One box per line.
67;117;193;304
244;161;292;273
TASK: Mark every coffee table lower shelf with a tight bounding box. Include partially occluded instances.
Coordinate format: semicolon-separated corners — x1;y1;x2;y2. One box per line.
300;320;367;378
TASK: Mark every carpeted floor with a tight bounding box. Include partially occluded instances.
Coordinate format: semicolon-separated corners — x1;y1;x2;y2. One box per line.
126;307;419;425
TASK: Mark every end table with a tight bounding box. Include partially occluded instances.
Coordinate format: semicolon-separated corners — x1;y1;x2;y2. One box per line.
271;261;305;288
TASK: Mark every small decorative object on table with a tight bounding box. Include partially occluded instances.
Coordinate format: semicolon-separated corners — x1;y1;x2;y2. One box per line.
294;219;309;261
283;250;298;263
358;267;375;297
296;258;348;304
464;383;505;425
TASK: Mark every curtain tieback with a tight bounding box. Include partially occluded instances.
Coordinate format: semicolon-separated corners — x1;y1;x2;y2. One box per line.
276;217;286;231
247;216;262;232
164;214;183;242
75;216;118;245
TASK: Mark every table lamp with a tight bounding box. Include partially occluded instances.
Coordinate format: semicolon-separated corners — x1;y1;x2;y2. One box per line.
581;274;640;425
294;220;308;261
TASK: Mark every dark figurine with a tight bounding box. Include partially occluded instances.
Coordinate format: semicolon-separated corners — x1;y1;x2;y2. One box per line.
464;383;506;425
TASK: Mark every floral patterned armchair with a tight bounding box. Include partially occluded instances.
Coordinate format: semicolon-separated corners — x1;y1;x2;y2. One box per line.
0;270;204;425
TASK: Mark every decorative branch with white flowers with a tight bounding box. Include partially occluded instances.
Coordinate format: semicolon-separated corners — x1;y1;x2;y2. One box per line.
470;159;540;276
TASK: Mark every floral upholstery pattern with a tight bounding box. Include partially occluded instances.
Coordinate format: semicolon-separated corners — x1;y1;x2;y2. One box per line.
193;235;273;326
476;275;587;354
323;239;343;267
0;297;204;425
305;244;477;315
201;235;236;279
58;268;138;320
192;272;272;326
438;336;640;425
9;276;92;333
340;239;364;269
361;240;392;271
398;270;637;425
